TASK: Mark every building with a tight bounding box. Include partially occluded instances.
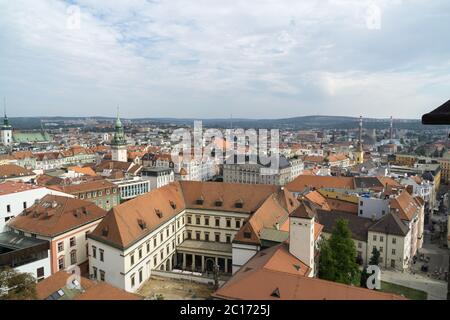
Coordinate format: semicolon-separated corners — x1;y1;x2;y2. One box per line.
110;115;127;162
87;181;310;292
354;116;364;164
35;270;142;300
50;179;119;211
223;155;303;185
0;181;73;232
0;113;12;147
0;231;50;281
0;164;37;182
141;167;174;189
212;242;405;300
7;195;107;275
111;177;151;202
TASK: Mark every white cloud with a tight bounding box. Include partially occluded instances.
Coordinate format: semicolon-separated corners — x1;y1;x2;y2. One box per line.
0;0;449;118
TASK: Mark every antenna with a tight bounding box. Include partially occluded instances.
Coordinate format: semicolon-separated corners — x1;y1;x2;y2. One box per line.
3;97;6;117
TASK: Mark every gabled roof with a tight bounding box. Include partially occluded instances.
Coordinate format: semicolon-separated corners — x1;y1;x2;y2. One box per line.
390;190;421;221
212;244;405;300
36;271;142;300
8;195;107;237
0;164;35;179
369;213;409;236
316;210;374;241
286;175;354;192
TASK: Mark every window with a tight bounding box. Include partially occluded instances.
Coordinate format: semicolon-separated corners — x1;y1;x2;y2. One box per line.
205;232;210;241
70;237;76;247
130;253;135;266
379;246;383;253
6;205;10;213
187;231;192;240
166;228;169;237
70;251;77;265
58;257;65;270
153;238;157;247
146;241;150;252
215;218;220;227
204;217;209;226
235;220;241;228
196;216;201;224
100;270;105;281
226;234;231;243
99;249;104;262
23;201;27;209
226;219;231;228
153;256;157;267
160;250;164;260
360;201;363;206
373;235;377;241
359;210;363;215
244;232;251;239
391;249;396;255
380;236;384;242
392;237;397;244
215;233;220;242
358;242;362;249
85;231;89;240
131;274;135;287
92;267;98;279
187;216;192;224
160;233;163;242
196;232;201;240
172;224;175;233
92;246;97;258
139;269;143;283
58;242;64;252
37;267;45;279
139;247;143;259
166;245;169;254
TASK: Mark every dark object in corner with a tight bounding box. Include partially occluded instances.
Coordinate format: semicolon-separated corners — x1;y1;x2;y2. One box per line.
422;100;450;125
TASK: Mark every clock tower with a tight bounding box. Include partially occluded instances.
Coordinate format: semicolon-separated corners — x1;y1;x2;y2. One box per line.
111;112;127;162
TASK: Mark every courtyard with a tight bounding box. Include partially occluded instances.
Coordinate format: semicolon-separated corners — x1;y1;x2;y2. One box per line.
136;275;214;300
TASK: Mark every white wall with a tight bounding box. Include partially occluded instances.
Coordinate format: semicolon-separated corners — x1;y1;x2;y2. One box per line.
231;243;260;274
358;197;390;220
15;250;51;281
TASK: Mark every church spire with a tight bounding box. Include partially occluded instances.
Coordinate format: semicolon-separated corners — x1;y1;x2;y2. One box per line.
358;115;363;151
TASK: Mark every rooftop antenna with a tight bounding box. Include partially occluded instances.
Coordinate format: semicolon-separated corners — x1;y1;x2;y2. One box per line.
3;97;6;117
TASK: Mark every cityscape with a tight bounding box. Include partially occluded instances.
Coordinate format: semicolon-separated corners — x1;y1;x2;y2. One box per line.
0;0;449;311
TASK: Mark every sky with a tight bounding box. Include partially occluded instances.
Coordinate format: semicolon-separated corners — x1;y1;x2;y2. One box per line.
0;0;449;119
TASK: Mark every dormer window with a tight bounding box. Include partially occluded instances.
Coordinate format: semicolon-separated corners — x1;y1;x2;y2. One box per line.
137;219;147;230
215;198;223;207
102;227;109;237
196;196;204;205
155;209;163;218
271;288;281;298
169;200;176;209
235;199;243;208
244;231;252;239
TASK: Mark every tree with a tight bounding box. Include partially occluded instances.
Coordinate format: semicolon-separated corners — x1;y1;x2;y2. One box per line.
369;247;381;266
318;219;359;285
0;267;37;300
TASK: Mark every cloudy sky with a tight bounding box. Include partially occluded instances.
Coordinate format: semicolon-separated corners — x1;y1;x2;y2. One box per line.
0;0;449;119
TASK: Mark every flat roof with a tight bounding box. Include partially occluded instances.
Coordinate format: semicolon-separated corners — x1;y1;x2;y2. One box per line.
0;231;49;251
177;239;232;254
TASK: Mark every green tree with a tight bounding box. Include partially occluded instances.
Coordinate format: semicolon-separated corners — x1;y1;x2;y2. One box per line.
318;219;359;285
369;247;381;266
0;267;37;300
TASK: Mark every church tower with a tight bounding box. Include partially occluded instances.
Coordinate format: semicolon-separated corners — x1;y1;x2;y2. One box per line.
354;115;364;164
111;110;127;162
1;107;12;147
